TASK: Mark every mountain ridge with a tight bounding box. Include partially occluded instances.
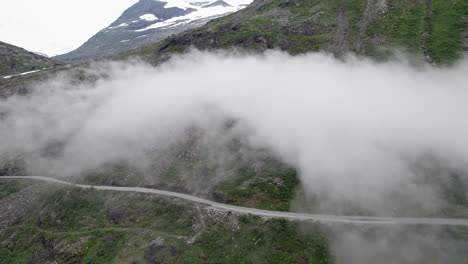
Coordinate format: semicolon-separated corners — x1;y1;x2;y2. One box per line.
111;0;466;65
0;1;468;262
0;41;61;77
54;0;252;62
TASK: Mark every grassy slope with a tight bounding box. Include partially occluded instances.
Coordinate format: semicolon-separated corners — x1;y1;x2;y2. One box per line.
0;184;331;264
213;160;300;211
114;0;465;65
0;180;31;199
2;182;468;263
425;0;467;63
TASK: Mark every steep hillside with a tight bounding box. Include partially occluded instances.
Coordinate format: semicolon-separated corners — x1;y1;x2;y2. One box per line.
1;1;468;262
54;0;252;62
0;180;334;264
0;41;61;77
118;0;466;65
1;179;468;264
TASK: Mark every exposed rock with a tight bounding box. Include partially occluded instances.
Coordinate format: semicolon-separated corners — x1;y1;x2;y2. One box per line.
144;244;177;263
106;206;131;225
421;0;434;63
272;177;284;186
326;3;350;56
0;183;43;232
462;15;468;49
203;0;232;8
211;190;235;203
355;0;388;51
29;235;89;263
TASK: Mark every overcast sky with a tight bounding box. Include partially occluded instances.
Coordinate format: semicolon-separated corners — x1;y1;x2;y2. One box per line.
0;0;138;56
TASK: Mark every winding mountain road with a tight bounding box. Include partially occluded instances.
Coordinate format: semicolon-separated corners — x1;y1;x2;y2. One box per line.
2;176;468;226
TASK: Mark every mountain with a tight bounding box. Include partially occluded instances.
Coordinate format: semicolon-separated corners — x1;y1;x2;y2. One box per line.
54;0;252;62
125;0;465;65
1;0;468;263
0;41;61;77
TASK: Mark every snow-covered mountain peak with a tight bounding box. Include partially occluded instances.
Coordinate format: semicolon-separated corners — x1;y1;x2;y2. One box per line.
54;0;253;62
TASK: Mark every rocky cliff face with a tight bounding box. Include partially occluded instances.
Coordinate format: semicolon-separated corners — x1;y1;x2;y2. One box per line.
54;0;252;62
0;42;60;77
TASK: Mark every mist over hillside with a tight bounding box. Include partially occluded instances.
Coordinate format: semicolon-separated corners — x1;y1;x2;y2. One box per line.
2;50;468;215
2;0;468;262
2;50;468;263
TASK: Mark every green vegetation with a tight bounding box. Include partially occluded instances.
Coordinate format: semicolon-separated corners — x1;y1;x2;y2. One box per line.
366;0;426;53
426;0;466;64
0;186;193;263
137;0;466;65
110;42;161;61
286;34;328;54
80;162;144;186
216;13;331;54
364;0;466;64
218;17;281;46
0;185;331;264
0;41;58;77
3;182;466;263
177;218;331;264
0;60;52;77
214;160;300;211
82;231;128;263
219;29;277;45
289;0;326;21
0;180;30;199
246;17;280;29
37;188;107;231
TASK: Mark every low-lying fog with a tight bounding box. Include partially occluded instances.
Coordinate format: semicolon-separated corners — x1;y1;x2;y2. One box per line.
2;50;468;212
2;50;468;263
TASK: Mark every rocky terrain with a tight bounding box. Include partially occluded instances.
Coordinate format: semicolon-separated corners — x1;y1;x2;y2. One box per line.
54;0;252;62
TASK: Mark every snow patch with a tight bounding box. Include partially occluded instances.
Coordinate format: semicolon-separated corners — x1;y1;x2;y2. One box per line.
161;0;252;9
140;14;159;21
135;0;252;32
108;23;128;30
2;69;46;79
